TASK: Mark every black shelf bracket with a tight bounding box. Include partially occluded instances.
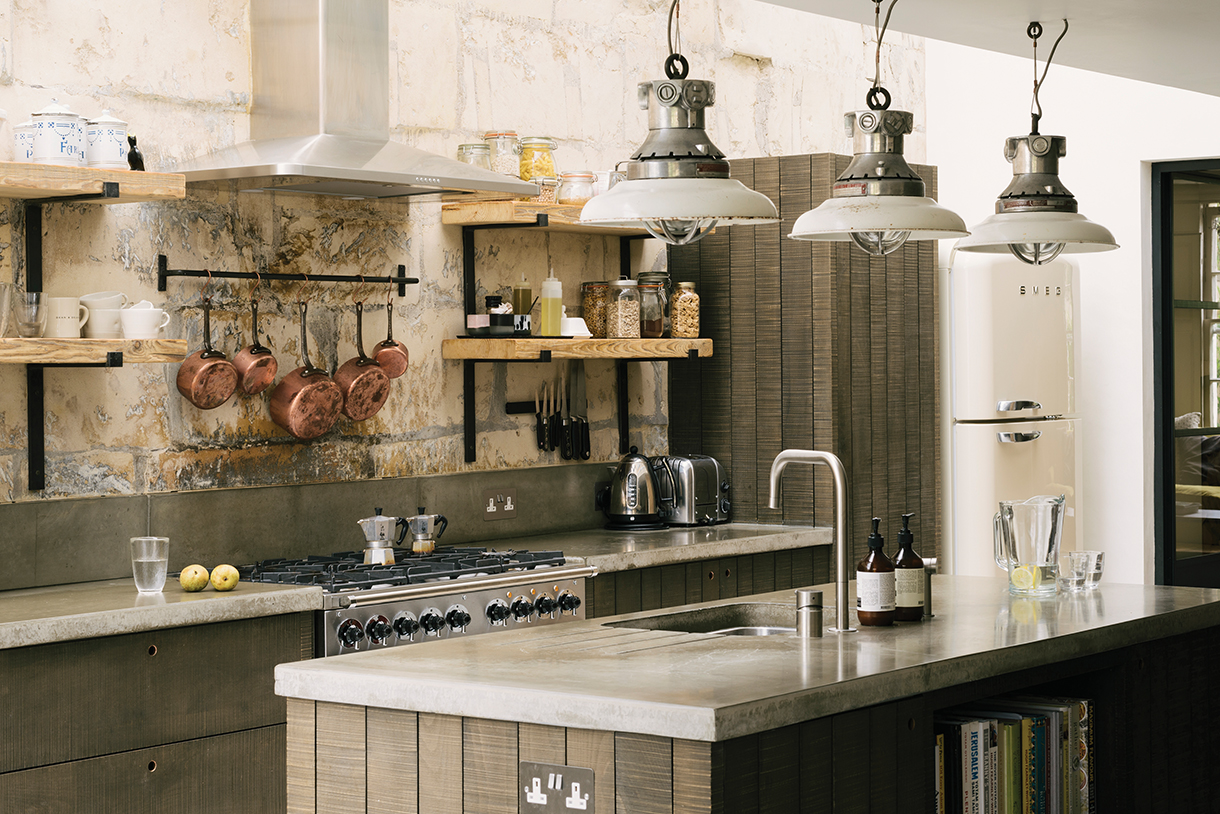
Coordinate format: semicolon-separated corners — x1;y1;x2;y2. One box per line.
157;255;417;297
23;183;121;293
26;351;124;491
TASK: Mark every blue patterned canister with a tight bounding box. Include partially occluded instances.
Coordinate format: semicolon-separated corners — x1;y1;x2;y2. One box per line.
31;99;85;166
13;120;35;162
86;110;129;169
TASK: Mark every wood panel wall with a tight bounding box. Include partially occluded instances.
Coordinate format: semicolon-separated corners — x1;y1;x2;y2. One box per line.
668;154;941;572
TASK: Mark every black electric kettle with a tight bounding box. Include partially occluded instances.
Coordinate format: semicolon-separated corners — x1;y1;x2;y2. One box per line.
599;447;664;529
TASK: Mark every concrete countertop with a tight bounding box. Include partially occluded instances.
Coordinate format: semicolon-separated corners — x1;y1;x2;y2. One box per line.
275;576;1220;742
0;579;323;650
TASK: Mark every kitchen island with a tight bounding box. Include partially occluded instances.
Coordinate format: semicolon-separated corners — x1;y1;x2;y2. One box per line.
276;576;1220;813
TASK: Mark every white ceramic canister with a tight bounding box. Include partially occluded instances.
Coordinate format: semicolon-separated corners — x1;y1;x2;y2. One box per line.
32;100;85;166
14;120;36;162
86;110;128;169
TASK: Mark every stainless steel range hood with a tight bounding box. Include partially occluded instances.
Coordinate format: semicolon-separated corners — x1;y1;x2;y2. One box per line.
180;0;537;199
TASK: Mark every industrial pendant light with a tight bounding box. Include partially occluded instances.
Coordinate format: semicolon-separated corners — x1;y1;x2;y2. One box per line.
955;21;1118;265
580;0;778;245
789;0;967;255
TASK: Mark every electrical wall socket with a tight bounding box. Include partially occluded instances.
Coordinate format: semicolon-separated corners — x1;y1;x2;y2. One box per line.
482;488;518;521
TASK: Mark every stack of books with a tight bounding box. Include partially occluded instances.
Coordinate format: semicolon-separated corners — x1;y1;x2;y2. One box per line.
933;695;1094;814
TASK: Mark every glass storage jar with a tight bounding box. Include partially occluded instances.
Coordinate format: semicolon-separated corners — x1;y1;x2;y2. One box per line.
519;136;559;181
533;176;559;204
581;281;610;339
557;171;595;205
606;279;641;339
639;283;666;338
482;130;521;176
637;271;671;335
671;282;700;338
456;143;492;171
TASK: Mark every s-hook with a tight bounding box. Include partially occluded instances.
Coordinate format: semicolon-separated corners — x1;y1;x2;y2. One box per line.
867;0;899;110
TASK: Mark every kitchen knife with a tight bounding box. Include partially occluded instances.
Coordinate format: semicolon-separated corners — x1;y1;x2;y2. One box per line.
535;383;546;450
575;360;590;460
560;363;574;460
549;375;562;453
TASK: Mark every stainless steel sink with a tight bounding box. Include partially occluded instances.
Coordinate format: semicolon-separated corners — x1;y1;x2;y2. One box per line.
603;602;798;636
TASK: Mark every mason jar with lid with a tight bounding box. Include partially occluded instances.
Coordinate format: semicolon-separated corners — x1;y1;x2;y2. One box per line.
581;281;610;339
482;130;521;176
637;271;672;335
606;279;641;339
532;176;559;204
456;143;492;171
671;282;700;338
639;283;667;338
519;136;559;181
557;171;595;205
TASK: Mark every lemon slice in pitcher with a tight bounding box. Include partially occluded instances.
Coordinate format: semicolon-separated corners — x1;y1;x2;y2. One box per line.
1011;564;1040;591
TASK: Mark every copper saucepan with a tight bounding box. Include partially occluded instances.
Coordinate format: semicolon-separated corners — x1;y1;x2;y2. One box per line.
232;298;278;395
270;301;343;440
334;302;390;421
175;297;238;410
373;296;409;378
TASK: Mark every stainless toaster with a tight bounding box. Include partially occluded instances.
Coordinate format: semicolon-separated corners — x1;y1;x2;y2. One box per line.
651;454;730;526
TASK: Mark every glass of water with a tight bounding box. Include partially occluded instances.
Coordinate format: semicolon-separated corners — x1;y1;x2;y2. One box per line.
1083;550;1105;589
1058;551;1091;592
130;537;169;593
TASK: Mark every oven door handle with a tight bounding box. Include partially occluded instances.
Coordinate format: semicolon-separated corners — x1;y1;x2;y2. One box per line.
323;563;599;610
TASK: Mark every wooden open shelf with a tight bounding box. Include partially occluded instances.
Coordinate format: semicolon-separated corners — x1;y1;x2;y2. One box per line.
441;199;648;236
0;162;186;203
0;338;187;365
442;337;711;361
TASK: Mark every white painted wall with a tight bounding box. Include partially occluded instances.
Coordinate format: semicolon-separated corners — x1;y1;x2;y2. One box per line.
925;38;1220;584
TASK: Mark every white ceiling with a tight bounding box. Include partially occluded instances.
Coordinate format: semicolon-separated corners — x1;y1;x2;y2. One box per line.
759;0;1220;98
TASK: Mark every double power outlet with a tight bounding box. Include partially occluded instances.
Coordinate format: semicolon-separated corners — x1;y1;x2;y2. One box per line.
482;488;518;521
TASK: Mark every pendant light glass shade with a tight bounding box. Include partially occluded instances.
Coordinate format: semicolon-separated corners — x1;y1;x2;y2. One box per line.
789;109;968;255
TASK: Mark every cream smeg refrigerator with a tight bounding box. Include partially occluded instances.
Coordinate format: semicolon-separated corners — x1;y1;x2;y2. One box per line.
949;254;1084;577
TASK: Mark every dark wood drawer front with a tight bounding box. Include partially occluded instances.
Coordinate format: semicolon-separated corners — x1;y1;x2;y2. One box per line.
0;724;286;814
0;612;312;772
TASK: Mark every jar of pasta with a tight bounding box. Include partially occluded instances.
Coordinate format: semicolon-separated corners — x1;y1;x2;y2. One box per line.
519;136;559;181
557;171;595;205
581;281;610;339
671;282;700;338
482;130;521;177
606;279;641;339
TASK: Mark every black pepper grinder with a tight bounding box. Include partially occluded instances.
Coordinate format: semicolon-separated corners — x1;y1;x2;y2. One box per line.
127;134;145;171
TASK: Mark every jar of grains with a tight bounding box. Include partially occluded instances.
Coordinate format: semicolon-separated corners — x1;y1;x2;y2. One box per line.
606;279;641;339
671;282;700;338
532;176;559;204
581;281;610;339
519;136;559;181
456;143;491;171
639;283;666;338
637;271;671;335
482;130;521;176
557;170;596;205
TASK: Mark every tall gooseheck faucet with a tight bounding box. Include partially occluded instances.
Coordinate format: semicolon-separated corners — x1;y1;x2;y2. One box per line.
768;450;856;633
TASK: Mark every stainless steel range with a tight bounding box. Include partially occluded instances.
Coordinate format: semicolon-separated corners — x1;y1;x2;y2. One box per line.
238;548;595;657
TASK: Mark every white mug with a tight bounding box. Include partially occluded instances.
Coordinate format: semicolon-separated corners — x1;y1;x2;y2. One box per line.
46;297;89;338
84;308;123;339
120;307;170;339
80;290;128;311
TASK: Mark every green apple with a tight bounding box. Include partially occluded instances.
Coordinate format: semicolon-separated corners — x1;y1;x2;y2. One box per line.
210;564;240;592
179;564;210;592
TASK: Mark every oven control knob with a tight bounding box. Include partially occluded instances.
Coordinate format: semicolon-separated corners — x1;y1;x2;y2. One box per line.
337;619;365;648
486;599;511;625
419;608;445;635
366;615;393;644
510;596;534;621
392;613;420;639
534;594;557;617
445;604;472;632
557;591;582;614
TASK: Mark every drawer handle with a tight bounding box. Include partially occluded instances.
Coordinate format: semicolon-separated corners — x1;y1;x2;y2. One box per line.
997;431;1041;443
148;760;157;773
147;645;158;657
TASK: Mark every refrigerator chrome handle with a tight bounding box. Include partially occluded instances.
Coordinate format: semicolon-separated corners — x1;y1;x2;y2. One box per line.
997;431;1042;443
996;400;1042;412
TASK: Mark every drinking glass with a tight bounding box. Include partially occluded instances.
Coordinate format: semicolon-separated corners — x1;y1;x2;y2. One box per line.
1058;551;1091;592
1083;550;1105;589
130;536;169;593
15;292;46;337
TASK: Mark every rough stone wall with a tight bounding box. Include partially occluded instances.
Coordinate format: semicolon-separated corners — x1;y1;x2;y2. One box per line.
0;0;925;503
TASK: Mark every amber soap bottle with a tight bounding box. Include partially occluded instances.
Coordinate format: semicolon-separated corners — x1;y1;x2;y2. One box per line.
892;512;925;622
856;517;896;626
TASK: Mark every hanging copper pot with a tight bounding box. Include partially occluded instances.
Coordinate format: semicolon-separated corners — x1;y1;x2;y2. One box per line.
334;301;390;421
232;297;278;395
373;294;409;378
269;301;343;440
175;297;238;410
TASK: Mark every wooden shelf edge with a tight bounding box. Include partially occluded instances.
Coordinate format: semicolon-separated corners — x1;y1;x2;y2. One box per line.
441;199;649;236
0;338;188;364
441;337;712;361
0;162;186;203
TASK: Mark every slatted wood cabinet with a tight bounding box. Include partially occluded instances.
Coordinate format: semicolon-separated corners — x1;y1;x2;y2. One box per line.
0;612;313;813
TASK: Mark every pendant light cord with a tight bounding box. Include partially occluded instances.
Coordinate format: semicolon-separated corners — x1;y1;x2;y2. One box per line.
1029;19;1069;135
665;0;689;79
867;0;898;110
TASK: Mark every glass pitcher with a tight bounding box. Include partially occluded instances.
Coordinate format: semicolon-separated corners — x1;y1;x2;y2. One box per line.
993;494;1065;596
